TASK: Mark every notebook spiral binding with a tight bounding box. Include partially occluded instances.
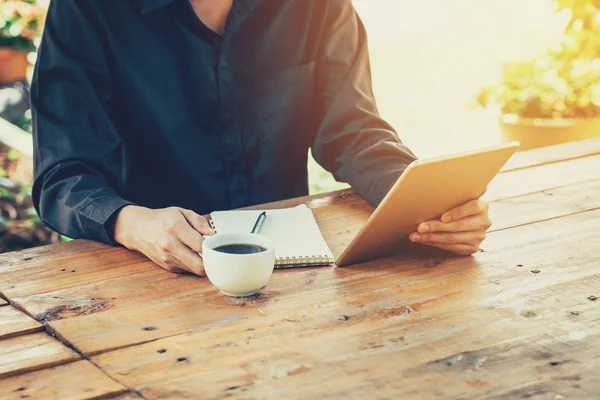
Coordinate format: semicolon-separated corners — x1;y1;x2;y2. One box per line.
276;255;334;269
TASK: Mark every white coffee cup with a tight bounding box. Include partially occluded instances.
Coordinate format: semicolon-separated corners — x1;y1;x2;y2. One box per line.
202;233;276;297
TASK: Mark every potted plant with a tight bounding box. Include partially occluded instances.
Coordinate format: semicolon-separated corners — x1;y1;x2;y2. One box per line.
0;0;46;85
476;0;600;150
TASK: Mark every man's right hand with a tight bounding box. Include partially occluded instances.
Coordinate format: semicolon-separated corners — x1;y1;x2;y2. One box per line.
113;205;215;275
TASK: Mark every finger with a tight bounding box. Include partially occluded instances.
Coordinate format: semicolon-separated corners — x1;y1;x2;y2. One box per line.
479;187;488;198
441;199;489;223
410;231;486;245
418;214;492;233
153;234;201;274
149;252;187;274
158;263;186;274
175;218;206;253
179;208;215;236
170;241;205;276
422;242;479;256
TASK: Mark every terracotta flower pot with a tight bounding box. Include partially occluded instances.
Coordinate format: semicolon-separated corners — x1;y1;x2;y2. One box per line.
499;114;600;151
0;47;29;84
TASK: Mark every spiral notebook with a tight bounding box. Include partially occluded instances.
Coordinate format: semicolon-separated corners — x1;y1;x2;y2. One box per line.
209;204;334;268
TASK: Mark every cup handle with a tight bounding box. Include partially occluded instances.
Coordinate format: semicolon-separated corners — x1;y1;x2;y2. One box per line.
198;234;207;259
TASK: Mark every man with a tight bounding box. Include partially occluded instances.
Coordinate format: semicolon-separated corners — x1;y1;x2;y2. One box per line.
32;0;491;275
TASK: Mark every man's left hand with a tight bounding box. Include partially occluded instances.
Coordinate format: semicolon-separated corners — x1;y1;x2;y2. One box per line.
409;199;492;256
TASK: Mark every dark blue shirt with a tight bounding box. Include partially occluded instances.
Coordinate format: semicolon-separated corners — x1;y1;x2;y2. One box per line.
31;0;417;244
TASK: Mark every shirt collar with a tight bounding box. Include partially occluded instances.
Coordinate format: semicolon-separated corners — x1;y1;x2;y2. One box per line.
141;0;178;14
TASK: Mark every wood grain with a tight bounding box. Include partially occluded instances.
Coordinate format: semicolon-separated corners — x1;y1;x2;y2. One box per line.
0;332;80;379
0;239;103;271
1;149;598;305
10;269;210;324
90;205;600;397
0;360;127;400
50;207;600;357
0;181;597;356
489;178;600;231
0;306;43;340
501;136;600;172
0;241;156;299
91;240;600;399
6;166;600;356
0;139;599;398
487;153;600;201
93;307;600;399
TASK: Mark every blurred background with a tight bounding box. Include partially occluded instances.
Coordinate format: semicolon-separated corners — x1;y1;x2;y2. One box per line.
1;0;600;252
310;0;600;192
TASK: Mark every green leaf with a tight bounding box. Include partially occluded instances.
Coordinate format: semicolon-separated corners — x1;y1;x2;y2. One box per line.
7;149;20;161
19;186;32;198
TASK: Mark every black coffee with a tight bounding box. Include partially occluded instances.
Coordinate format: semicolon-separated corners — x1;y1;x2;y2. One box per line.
214;244;267;255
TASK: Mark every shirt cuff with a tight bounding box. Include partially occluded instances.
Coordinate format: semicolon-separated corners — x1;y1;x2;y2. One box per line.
84;196;136;245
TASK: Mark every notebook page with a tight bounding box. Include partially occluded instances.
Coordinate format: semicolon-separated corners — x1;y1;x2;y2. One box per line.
209;205;333;263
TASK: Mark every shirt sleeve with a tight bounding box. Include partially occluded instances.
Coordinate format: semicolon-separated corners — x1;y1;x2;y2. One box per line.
31;1;134;244
311;0;418;207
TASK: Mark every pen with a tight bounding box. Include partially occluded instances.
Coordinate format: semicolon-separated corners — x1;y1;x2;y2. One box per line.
251;212;267;234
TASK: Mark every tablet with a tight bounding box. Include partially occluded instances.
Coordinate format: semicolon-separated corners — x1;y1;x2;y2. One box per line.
335;142;519;267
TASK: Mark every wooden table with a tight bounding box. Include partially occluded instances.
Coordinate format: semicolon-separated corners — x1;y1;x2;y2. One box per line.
1;139;600;400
